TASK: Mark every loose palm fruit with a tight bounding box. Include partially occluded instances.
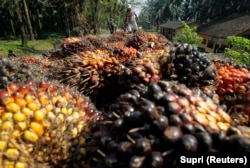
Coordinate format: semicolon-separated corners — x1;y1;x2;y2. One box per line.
0;80;100;167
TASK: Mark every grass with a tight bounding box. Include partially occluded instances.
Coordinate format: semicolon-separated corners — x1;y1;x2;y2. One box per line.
0;37;63;57
0;30;112;57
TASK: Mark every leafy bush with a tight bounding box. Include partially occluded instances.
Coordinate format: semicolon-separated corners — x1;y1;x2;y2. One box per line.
173;21;202;46
224;36;250;66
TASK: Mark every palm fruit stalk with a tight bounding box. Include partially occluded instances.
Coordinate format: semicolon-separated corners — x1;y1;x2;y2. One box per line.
0;80;100;167
53;49;124;97
171;43;217;87
84;80;250;168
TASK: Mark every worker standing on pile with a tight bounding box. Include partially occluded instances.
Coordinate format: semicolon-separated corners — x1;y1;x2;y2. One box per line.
124;4;138;33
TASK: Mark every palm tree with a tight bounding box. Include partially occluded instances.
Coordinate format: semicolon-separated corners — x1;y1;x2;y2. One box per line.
22;0;35;40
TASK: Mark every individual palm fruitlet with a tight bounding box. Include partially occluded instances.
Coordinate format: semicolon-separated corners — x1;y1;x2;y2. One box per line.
172;43;217;87
85;81;249;168
0;80;100;167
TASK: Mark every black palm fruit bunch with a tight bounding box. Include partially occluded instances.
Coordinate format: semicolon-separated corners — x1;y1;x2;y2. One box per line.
0;57;52;89
171;43;217;87
0;79;101;167
84;81;250;168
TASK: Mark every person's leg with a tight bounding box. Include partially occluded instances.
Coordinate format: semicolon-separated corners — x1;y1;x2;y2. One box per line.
132;21;138;33
127;23;132;33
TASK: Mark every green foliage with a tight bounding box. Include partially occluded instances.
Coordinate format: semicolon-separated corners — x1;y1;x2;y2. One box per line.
224;36;250;66
144;0;250;26
0;37;63;57
173;21;202;46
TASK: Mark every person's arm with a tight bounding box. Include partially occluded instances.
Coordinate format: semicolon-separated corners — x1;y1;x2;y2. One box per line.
124;12;128;23
134;11;138;19
134;11;139;22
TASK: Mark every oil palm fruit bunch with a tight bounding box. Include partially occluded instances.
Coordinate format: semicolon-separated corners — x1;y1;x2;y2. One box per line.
0;80;100;167
85;34;107;49
53;49;124;97
214;61;250;105
107;31;128;43
11;56;53;73
0;57;51;89
119;50;172;91
213;61;250;122
126;31;171;51
109;42;138;63
171;43;217;87
43;37;96;60
85;81;250;168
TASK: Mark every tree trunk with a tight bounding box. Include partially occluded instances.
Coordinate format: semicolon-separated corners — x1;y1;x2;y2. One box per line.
64;3;71;37
22;0;35;40
14;0;27;47
91;0;100;34
10;19;16;36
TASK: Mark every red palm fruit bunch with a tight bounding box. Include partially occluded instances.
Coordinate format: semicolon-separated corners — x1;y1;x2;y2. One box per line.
214;61;250;120
215;62;250;102
0;80;100;167
109;42;138;63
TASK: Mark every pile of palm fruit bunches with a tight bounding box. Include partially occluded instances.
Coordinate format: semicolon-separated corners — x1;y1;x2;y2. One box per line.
0;30;249;168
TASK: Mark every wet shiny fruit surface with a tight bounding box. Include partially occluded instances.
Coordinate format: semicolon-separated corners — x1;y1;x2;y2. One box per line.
84;81;246;168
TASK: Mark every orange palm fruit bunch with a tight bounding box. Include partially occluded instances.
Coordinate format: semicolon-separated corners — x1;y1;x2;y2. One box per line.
0;80;100;167
54;49;123;96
